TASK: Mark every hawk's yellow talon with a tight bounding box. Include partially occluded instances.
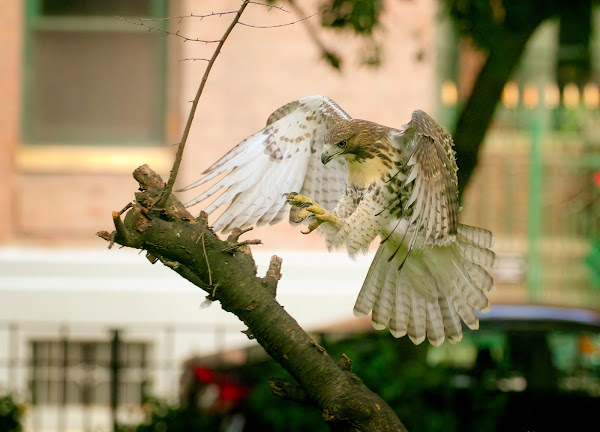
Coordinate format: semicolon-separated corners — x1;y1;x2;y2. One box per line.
301;219;322;234
286;193;313;206
287;194;340;226
297;208;311;219
313;210;340;225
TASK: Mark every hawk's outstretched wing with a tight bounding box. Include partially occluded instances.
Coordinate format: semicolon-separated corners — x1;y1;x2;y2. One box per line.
391;110;459;247
180;95;350;233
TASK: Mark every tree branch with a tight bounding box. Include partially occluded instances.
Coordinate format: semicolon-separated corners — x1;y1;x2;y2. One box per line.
105;3;407;429
98;165;406;432
238;11;319;29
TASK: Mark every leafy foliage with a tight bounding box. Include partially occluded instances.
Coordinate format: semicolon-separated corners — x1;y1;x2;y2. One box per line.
321;0;382;35
242;332;509;432
118;398;224;432
0;394;24;432
122;331;507;432
443;0;563;51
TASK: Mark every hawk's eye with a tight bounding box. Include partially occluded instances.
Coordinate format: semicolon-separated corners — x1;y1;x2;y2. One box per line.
337;140;348;148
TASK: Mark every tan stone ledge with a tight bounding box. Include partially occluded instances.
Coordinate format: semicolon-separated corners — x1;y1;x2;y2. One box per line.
15;145;173;174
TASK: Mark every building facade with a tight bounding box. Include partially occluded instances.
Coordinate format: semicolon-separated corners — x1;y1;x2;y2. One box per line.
0;1;598;431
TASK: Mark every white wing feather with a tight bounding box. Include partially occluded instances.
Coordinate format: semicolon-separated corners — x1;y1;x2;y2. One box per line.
182;95;350;233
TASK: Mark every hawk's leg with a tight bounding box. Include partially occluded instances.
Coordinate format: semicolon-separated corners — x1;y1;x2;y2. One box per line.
286;193;340;233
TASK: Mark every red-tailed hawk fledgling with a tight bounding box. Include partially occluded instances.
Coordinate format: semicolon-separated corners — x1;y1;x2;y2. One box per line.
182;95;495;346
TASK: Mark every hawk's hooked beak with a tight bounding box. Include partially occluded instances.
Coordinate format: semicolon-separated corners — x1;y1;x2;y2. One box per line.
321;146;340;165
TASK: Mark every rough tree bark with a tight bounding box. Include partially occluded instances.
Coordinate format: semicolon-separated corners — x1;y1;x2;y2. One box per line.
98;165;407;432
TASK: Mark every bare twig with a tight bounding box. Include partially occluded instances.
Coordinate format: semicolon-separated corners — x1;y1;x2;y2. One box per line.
112;211;129;246
248;1;290;13
178;58;211;62
238;11;318;28
116;16;222;43
156;0;251;209
120;1;323;210
222;239;263;253
97;230;116;249
132;2;289;24
200;233;212;288
118;202;133;215
117;1;291;43
133;11;239;23
226;227;254;244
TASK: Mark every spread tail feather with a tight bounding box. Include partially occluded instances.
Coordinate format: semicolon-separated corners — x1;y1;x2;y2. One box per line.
354;223;495;346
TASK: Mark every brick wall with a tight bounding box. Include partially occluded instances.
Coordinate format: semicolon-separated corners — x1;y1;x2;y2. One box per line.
0;0;438;249
177;0;438;250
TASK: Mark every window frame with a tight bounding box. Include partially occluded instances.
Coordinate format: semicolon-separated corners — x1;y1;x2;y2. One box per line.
20;0;171;173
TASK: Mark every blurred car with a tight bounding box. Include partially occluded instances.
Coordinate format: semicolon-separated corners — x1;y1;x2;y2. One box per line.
425;304;600;431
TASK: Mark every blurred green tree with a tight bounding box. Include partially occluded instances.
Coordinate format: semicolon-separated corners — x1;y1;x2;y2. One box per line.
281;0;592;194
241;332;508;432
0;394;24;432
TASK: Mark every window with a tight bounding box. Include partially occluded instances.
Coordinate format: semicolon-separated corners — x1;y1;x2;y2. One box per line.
23;0;168;147
30;340;151;406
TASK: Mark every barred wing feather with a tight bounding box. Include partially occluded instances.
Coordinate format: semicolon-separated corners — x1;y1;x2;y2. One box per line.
391;110;459;247
181;95;350;233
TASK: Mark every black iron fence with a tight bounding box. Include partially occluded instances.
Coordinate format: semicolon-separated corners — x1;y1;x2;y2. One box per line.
0;320;250;432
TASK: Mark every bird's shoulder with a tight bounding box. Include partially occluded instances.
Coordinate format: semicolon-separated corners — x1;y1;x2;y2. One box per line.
266;95;351;126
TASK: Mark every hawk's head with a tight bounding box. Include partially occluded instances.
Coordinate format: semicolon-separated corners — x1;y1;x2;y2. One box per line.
322;119;391;166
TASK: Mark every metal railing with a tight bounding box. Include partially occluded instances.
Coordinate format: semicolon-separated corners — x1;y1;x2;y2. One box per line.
0;320;251;432
442;81;600;308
